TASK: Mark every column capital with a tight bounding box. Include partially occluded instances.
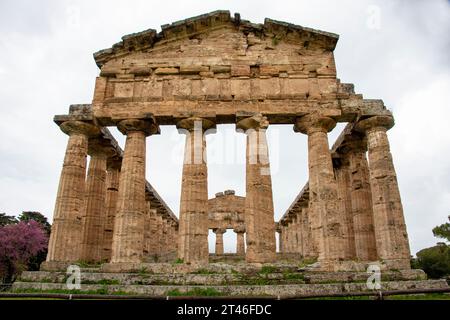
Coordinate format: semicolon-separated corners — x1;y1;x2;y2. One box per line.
88;137;118;158
355;115;394;134
106;155;122;170
294;114;336;134
117;118;160;136
233;225;246;234
176;117;216;131
236;114;268;131
338;133;368;154
213;228;226;234
60;120;101;137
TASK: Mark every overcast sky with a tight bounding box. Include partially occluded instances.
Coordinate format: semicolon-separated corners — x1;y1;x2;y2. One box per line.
0;0;449;255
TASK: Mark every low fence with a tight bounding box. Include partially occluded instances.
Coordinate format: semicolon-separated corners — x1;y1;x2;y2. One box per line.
0;287;449;300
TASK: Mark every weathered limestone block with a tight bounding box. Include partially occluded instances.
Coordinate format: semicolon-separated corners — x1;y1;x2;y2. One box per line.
177;117;215;265
110;119;159;264
46;121;100;263
356;116;411;270
231;65;250;77
295;114;345;269
213;228;226;255
237;114;276;263
154;67;179;75
180;65;209;74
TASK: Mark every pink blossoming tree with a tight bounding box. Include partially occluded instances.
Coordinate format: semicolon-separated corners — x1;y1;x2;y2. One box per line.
0;220;48;283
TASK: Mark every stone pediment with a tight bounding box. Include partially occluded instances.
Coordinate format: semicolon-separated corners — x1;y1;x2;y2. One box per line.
89;11;389;126
94;10;339;68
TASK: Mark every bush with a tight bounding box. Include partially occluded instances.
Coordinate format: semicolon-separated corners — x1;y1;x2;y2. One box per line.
415;244;450;279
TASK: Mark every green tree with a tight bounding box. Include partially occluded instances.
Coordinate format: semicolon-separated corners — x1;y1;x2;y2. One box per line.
17;212;51;271
18;211;51;234
415;244;450;279
432;215;450;242
0;213;17;226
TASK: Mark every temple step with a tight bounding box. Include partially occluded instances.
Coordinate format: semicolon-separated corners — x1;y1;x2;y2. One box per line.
12;278;448;297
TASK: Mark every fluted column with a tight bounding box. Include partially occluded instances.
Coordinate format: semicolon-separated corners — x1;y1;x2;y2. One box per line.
80;152;107;262
148;208;158;256
233;226;245;255
102;157;121;261
341;135;378;261
293;214;302;255
333;155;356;260
110;119;159;264
177;117;215;265
155;214;163;255
237;114;276;263
356;116;411;269
281;225;287;253
214;228;226;255
295;114;344;268
143;200;152;257
46;121;100;263
300;206;314;258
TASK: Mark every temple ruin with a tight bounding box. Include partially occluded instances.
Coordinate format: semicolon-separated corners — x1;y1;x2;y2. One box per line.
42;10;412;272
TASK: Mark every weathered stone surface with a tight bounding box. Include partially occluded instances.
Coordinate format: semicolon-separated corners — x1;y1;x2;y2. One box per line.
237;114;276;263
213;228;226;255
294;114;345;269
177;117;215;265
110;119;159;263
102;159;121;261
356;116;411;270
46;121;100;263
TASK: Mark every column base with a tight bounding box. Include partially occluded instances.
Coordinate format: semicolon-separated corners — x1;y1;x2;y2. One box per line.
40;261;74;272
245;253;277;264
311;259;411;272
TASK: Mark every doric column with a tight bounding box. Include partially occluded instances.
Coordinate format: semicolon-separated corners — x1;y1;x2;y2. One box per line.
333;154;356;260
234;226;246;255
237;114;276;263
46;121;100;263
281;225;287;253
286;221;292;253
341;134;378;261
295;114;344;267
102;157;121;261
161;218;169;256
143;200;151;257
293;213;302;255
171;221;179;253
177;117;215;265
148;208;158;256
301;206;315;258
80;139;116;263
356;116;411;269
213;228;226;255
110;118;159;264
155;214;163;255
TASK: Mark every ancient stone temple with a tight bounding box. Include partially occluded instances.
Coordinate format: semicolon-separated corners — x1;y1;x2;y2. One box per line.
43;10;411;272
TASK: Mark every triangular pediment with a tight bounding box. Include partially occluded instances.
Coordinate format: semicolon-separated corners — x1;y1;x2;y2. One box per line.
94;10;339;68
